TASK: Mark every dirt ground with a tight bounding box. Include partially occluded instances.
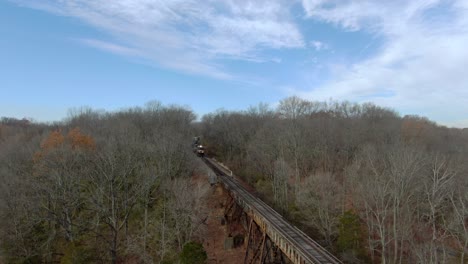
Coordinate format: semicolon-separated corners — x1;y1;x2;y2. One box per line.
202;184;248;264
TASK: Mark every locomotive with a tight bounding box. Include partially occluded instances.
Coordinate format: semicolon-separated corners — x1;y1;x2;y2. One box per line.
192;136;205;156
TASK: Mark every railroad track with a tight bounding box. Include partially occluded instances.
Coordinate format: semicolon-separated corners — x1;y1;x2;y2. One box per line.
203;157;342;264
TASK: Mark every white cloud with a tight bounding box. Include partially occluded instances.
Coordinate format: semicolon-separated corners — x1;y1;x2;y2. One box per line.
299;0;468;127
301;0;442;34
12;0;304;78
310;40;328;51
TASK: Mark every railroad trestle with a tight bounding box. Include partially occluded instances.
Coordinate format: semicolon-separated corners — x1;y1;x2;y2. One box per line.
203;157;342;264
223;187;286;264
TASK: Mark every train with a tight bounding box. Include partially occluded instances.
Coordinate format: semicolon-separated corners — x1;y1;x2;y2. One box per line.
192;136;205;156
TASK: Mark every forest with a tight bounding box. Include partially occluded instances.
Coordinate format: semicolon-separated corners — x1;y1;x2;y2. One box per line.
0;102;209;263
1;97;467;264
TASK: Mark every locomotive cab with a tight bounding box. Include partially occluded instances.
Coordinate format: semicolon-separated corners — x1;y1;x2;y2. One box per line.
196;145;205;156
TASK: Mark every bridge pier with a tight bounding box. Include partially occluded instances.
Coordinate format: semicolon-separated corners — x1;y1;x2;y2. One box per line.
243;214;286;264
222;186;286;264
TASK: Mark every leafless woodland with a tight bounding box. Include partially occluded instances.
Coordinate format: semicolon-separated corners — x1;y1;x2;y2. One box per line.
0;103;209;263
1;97;467;263
200;97;468;264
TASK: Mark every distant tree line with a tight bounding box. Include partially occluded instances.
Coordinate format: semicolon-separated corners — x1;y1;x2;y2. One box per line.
0;102;209;263
199;96;468;264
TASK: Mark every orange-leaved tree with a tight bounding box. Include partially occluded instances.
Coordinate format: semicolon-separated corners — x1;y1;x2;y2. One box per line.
66;127;95;151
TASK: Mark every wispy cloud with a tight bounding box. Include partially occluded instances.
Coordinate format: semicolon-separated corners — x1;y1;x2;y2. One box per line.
79;38;141;57
12;0;304;78
301;0;442;34
298;0;468;128
310;40;328;51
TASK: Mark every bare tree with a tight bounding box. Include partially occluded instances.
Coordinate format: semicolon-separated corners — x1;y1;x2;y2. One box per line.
297;173;343;247
87;142;145;264
272;158;290;212
247;122;290;210
348;146;393;264
446;178;468;264
349;145;425;264
167;178;210;250
0;130;47;262
415;154;456;263
277;96;313;119
277;96;312;199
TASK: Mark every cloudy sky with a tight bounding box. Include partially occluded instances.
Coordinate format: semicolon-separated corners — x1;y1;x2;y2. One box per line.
1;0;467;127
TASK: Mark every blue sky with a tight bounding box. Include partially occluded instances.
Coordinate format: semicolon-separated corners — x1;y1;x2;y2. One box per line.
1;0;467;127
